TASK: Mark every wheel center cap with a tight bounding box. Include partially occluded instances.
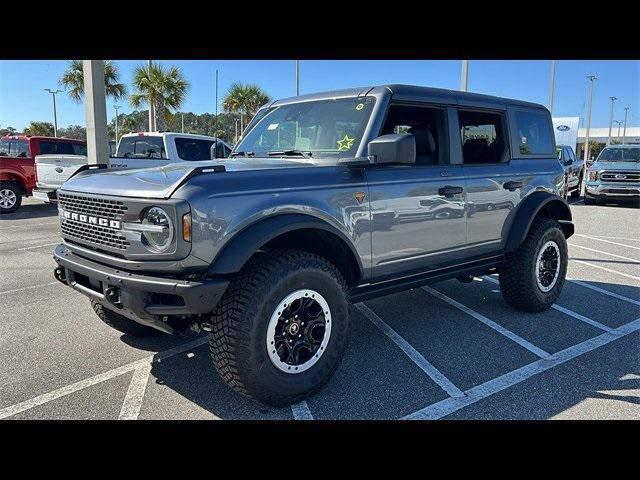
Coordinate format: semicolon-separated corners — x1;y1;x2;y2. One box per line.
288;322;300;335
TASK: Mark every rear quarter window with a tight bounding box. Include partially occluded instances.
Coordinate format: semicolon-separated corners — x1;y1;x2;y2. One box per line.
514;110;554;155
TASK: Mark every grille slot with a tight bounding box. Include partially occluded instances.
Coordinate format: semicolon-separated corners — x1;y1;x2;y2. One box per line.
58;192;130;252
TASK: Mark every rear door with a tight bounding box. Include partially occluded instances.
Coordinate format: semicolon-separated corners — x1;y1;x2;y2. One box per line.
367;103;467;281
457;107;525;256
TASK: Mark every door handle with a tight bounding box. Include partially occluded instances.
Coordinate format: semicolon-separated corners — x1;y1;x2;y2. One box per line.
438;185;464;197
504;181;523;191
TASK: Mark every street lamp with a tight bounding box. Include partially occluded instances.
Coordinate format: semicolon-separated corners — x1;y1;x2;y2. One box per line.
296;60;300;96
614;120;624;142
113;104;121;143
581;75;597;197
622;106;630;144
606;96;617;145
44;88;62;137
460;60;469;92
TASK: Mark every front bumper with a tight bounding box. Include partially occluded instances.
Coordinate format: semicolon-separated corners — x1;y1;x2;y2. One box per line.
52;244;229;334
585;182;640;198
32;187;57;203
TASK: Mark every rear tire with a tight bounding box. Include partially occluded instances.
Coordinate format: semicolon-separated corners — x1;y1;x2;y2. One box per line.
209;249;349;406
91;300;160;337
0;182;22;214
499;218;568;312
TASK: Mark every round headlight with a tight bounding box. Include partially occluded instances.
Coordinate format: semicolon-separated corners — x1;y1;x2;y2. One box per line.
141;207;174;252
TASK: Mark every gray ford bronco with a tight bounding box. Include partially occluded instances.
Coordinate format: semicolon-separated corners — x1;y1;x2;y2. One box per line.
52;85;574;405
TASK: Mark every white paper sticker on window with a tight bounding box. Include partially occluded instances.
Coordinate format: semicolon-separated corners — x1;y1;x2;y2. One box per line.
521;136;527;144
267;123;279;130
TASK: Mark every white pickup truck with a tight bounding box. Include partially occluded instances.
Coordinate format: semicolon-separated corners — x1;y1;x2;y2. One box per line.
33;132;233;202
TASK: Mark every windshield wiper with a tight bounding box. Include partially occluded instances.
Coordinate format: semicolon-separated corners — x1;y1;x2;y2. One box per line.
229;151;255;158
267;149;313;158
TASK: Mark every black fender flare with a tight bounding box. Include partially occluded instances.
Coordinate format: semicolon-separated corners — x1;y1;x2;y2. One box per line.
208;214;364;278
503;191;574;253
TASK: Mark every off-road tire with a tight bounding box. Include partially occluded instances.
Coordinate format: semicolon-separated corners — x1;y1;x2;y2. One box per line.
209;249;350;406
91;300;159;337
0;182;22;214
499;217;568;312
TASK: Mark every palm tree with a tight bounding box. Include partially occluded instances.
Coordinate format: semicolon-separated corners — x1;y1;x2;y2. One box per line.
59;60;127;103
130;61;189;132
23;121;54;136
222;83;271;136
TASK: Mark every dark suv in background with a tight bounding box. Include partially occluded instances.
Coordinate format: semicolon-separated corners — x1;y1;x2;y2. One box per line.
52;85;573;405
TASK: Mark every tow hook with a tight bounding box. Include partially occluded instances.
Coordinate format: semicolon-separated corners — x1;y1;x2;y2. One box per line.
54;267;67;284
104;287;122;308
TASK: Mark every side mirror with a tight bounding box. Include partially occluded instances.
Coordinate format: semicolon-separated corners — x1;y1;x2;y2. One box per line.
210;140;225;159
368;134;415;165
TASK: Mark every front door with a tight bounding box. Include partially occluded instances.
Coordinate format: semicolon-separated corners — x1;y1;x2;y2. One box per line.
367;104;467;281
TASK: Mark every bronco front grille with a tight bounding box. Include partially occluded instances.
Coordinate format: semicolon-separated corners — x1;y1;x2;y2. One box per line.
58;192;130;252
58;192;128;218
600;171;640;183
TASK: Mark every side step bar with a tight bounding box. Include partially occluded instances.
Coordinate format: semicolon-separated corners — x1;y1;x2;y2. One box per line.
349;255;503;303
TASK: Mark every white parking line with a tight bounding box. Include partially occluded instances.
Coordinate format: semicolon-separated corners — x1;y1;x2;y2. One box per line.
569;243;640;264
574;234;640;251
403;317;640;420
355;303;465;398
421;286;551;359
291;401;314;420
118;363;152;420
482;276;613;332
571;259;640;282
0;337;208;420
579;235;640;242
567;278;640;306
0;282;58;296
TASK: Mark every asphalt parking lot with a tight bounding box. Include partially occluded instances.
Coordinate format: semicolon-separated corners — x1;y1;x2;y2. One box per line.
1;197;638;420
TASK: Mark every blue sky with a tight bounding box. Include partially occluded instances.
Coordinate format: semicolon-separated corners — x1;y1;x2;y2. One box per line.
0;60;637;131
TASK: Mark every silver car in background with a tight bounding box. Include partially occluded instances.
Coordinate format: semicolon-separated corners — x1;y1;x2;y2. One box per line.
585;145;640;205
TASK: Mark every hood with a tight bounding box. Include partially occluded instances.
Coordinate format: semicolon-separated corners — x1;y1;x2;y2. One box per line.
592;161;640;171
59;157;316;199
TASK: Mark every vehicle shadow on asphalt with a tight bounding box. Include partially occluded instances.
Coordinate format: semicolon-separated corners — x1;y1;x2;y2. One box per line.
0;203;58;221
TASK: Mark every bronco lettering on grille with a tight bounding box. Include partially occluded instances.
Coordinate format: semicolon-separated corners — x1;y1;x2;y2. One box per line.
61;210;121;229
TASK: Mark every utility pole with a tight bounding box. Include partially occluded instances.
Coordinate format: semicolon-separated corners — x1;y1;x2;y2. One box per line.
548;60;557;114
607;96;617;145
622;106;629;144
181;113;185;133
581;75;597;197
215;69;219;116
296;60;300;96
460;60;469;92
147;60;154;132
82;60;109;165
44;88;62;137
113;103;121;143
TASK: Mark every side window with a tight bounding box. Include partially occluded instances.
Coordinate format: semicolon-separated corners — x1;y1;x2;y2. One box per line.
515;110;553;155
175;138;215;161
380;104;447;166
72;144;87;156
115;137;166;159
458;110;507;164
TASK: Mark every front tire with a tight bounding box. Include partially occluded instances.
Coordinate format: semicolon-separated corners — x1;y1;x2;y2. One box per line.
499;218;568;312
0;182;22;214
91;300;160;337
209;249;349;406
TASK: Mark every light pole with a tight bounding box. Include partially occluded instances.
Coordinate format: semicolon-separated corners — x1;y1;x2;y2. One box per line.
460;60;469;92
113;104;121;143
295;60;300;96
181;113;185;133
147;60;154;132
607;96;617;145
548;60;557;114
44;88;62;137
614;120;623;142
622;106;629;144
581;75;597;197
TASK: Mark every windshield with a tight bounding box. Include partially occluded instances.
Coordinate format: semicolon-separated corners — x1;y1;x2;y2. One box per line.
234;97;376;159
596;147;640;163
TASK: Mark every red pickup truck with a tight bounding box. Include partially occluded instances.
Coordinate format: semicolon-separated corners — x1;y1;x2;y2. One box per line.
0;135;86;213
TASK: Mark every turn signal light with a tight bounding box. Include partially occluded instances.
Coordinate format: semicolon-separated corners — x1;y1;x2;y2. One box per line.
182;213;192;242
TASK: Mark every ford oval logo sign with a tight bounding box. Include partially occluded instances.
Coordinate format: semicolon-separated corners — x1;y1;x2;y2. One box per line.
556;125;570;132
55;167;64;173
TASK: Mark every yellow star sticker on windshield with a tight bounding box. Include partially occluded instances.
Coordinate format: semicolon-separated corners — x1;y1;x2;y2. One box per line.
337;134;355;151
